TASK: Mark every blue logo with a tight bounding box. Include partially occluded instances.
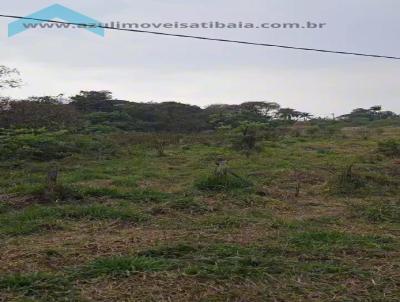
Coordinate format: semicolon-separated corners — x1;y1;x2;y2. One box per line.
8;4;104;37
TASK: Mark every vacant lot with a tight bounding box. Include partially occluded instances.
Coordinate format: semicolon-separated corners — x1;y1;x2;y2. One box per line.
0;128;399;301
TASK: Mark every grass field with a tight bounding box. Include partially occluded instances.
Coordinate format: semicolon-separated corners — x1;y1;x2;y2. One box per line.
0;128;399;301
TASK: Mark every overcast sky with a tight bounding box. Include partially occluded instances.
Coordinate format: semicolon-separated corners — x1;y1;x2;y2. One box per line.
1;0;399;116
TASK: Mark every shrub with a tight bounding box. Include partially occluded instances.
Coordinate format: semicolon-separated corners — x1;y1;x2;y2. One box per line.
231;122;266;156
0;129;117;161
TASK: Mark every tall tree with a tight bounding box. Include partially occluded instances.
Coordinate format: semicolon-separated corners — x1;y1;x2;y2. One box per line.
277;108;297;120
70;90;114;112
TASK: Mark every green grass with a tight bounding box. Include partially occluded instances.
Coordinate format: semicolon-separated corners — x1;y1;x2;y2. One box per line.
80;186;171;203
288;231;396;253
0;273;76;301
0;203;148;236
351;200;400;223
138;243;287;279
195;174;252;192
136;243;370;280
1;130;400;301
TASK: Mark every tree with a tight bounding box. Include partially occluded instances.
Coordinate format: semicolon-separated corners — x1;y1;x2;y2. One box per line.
277;108;297;120
70;90;114;112
28;95;64;105
369;105;382;119
338;107;398;123
299;112;313;121
239;102;280;117
206;102;281;129
234;121;266;157
0;99;81;129
370;105;382;113
0;66;21;90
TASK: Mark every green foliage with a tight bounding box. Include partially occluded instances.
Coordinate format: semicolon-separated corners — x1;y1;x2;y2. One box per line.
0;129;116;161
0;129;73;161
1;96;400;301
339;107;398;126
0;99;81;130
377;140;400;157
231;122;268;154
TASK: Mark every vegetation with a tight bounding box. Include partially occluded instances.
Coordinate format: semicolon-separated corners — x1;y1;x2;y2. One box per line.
0;68;399;301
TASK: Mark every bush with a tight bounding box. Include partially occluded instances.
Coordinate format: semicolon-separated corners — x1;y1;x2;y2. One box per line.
0;129;117;161
0;130;73;161
231;122;266;156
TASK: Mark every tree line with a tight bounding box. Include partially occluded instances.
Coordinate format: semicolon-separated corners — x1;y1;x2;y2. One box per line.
0;66;399;132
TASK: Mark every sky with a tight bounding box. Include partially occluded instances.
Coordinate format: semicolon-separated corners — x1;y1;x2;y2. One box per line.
0;0;399;117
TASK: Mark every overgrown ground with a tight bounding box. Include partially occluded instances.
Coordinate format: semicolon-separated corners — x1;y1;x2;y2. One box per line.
0;128;399;301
